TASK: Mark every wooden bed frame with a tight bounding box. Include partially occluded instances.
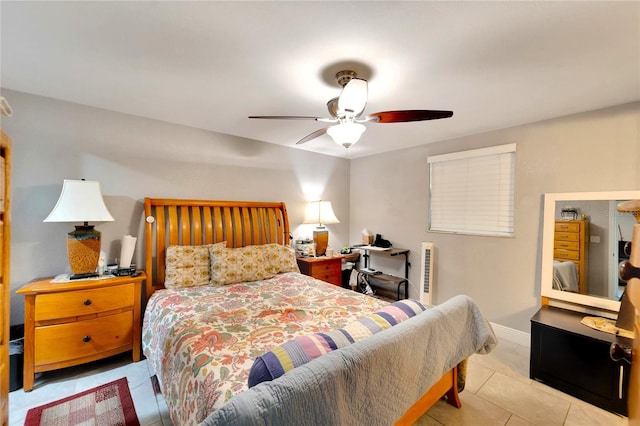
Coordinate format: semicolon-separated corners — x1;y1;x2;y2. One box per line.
143;197;461;424
144;198;290;298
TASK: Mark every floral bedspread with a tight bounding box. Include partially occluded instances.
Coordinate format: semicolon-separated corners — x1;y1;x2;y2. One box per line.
142;271;387;425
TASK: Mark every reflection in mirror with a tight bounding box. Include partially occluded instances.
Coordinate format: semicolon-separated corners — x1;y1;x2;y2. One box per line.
552;200;635;299
541;191;640;315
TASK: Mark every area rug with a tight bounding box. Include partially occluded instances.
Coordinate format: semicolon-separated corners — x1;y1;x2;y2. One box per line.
24;377;140;426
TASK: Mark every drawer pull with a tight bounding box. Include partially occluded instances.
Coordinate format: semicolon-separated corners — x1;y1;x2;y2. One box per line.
83;299;92;306
82;335;91;343
619;366;624;399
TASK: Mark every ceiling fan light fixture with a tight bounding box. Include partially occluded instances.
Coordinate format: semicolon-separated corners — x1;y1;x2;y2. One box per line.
337;78;368;116
327;122;366;148
248;68;453;149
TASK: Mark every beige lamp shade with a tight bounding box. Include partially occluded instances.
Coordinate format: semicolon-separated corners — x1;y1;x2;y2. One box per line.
303;201;339;256
303;201;340;226
44;179;114;223
44;179;114;278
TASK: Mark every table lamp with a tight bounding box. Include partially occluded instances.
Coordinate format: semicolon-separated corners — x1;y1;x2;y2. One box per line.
303;200;339;256
44;179;114;279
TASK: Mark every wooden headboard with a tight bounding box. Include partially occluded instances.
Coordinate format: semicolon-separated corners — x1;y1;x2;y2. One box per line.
144;198;290;298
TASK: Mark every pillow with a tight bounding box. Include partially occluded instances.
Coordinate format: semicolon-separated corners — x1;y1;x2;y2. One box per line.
164;241;226;289
263;244;300;276
248;299;426;387
209;244;276;285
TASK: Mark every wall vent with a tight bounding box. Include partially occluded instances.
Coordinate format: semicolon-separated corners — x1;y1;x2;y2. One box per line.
420;242;435;305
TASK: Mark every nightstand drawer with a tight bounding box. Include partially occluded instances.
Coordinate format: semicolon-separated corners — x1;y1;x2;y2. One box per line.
34;311;133;365
308;262;341;286
34;283;134;321
313;270;341;285
307;261;341;276
297;256;343;286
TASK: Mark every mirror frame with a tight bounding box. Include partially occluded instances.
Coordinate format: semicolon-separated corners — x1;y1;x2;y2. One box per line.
541;190;640;314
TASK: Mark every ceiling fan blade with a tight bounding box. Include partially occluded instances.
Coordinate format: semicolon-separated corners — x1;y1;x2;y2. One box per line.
296;128;328;145
367;110;453;123
249;115;323;121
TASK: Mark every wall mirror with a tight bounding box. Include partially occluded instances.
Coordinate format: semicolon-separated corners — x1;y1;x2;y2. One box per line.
541;190;640;315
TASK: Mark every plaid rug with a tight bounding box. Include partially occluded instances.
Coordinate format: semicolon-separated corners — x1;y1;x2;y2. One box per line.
24;377;140;426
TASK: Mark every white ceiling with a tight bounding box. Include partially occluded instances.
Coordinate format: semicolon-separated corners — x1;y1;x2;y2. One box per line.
1;1;638;159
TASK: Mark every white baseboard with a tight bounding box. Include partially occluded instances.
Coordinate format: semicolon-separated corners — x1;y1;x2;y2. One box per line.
490;322;530;347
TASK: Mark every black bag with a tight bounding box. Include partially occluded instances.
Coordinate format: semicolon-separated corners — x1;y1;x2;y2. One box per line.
373;234;392;248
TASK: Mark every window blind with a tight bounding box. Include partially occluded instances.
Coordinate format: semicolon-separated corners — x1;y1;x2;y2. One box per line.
428;143;516;237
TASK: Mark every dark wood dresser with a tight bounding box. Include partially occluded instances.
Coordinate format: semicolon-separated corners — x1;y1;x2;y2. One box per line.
530;306;632;415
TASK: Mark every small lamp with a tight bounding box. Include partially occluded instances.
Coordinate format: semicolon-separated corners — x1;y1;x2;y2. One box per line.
44;179;114;279
303;200;340;256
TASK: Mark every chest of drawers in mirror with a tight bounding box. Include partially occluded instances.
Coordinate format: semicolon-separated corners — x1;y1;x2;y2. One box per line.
554;220;588;294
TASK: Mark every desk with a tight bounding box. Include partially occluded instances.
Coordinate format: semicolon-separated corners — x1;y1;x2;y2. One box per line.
356;246;410;301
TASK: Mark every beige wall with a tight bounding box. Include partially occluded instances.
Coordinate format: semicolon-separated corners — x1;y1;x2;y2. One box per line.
4;88;638;333
349;102;640;332
2;89;351;325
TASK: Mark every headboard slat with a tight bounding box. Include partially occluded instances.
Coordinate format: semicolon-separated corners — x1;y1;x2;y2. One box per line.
267;209;277;244
223;207;232;244
192;207;202;245
144;198;290;299
181;206;191;245
249;208;259;245
242;207;251;245
256;208;265;244
155;207;167;286
204;208;213;244
233;208;243;247
168;206;178;245
211;207;225;245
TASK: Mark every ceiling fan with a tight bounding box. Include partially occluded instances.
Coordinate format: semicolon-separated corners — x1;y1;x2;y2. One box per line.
249;70;453;148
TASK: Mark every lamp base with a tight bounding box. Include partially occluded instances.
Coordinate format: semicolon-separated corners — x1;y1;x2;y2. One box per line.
67;225;101;276
313;228;329;256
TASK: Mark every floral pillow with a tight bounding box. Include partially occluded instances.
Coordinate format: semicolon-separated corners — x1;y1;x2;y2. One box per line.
209;244;276;285
263;244;300;276
164;241;226;289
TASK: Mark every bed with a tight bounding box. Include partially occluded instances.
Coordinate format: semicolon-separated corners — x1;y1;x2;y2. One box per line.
552;260;579;292
141;198;497;425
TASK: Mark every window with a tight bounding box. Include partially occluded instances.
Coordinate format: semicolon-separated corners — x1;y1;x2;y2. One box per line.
428;143;516;237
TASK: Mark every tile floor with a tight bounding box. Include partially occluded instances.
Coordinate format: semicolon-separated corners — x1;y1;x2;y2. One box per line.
9;337;629;426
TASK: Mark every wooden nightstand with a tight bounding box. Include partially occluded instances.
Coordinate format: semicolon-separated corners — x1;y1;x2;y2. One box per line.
297;256;342;286
16;272;145;391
